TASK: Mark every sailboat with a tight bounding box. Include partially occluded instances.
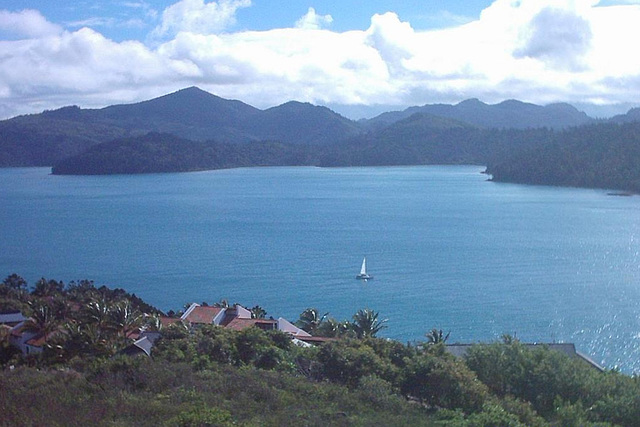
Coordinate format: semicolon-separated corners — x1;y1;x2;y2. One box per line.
356;257;373;280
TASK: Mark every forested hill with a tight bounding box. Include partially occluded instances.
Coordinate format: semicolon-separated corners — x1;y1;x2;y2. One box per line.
52;117;640;194
4;86;640;193
361;98;594;131
486;122;640;193
51;133;312;175
50;114;549;175
0;87;362;167
0;87;604;168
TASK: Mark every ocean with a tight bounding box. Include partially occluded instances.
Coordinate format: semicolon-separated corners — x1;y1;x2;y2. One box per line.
1;165;639;372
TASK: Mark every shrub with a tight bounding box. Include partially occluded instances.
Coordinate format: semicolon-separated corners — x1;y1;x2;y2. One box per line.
400;352;488;413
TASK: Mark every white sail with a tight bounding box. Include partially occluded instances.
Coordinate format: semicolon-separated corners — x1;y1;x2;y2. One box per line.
356;257;373;280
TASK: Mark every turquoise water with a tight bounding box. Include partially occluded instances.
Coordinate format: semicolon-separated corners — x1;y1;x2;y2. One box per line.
1;166;640;372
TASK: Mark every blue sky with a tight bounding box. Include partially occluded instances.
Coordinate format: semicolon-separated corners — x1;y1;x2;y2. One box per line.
1;0;640;119
13;1;491;40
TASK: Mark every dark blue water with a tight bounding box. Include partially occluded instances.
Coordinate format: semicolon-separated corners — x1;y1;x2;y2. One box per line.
1;166;639;372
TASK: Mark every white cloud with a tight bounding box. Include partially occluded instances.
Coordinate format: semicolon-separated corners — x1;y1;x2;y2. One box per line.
2;0;640;119
295;7;333;30
514;7;593;71
151;0;250;39
0;9;62;38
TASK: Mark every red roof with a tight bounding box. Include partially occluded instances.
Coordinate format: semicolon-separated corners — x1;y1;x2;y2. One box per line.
25;333;47;347
183;306;223;324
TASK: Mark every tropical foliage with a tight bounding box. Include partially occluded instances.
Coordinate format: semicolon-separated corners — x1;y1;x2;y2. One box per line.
2;273;640;426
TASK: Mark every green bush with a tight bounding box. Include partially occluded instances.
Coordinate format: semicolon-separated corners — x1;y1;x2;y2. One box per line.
401;352;488;413
165;406;234;427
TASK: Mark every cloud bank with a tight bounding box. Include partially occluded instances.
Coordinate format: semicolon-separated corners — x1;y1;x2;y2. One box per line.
0;0;639;119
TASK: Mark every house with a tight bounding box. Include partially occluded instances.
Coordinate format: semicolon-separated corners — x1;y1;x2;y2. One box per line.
181;303;227;325
9;323;45;356
119;331;162;357
445;342;604;371
0;311;28;327
159;316;184;328
121;303;327;357
178;302;312;338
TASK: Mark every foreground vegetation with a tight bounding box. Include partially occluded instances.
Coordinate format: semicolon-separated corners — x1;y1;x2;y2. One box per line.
2;274;640;426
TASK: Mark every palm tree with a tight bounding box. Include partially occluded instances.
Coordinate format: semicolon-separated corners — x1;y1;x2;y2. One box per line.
315;317;351;338
23;302;59;344
144;313;163;331
425;328;450;344
250;305;267;319
109;300;144;339
295;308;329;335
83;299;112;331
350;308;387;339
213;299;230;308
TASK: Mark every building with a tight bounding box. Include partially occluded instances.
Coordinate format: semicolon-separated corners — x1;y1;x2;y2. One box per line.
445;342;604;371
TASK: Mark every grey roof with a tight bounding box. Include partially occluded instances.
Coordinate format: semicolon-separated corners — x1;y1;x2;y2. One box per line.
132;336;153;357
445;342;604;371
0;312;27;324
120;336;153;357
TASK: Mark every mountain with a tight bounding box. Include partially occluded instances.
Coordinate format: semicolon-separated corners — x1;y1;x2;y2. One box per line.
0;87;361;167
51;133;312;175
246;101;362;145
319;113;550;168
609;107;640;124
363;99;593;130
6;87;640;193
94;87;262;141
50;110;640;195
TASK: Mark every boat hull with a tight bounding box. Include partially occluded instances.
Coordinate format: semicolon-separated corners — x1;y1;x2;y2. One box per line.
356;274;373;280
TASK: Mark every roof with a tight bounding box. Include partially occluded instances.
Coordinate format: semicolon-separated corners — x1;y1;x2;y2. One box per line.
120;336;153;357
225;318;277;331
181;305;224;324
25;333;47;347
132;336;153;357
295;335;337;343
10;323;28;338
0;312;27;325
159;316;183;327
25;330;65;347
445;342;604;371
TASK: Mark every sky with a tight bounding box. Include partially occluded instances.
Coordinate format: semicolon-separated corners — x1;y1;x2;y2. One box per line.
1;0;640;119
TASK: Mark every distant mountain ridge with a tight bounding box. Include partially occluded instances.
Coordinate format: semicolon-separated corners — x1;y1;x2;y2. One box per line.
362;98;594;130
0;87;363;166
4;87;640;194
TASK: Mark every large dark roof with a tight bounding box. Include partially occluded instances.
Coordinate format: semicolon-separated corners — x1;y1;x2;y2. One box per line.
445;342;604;371
0;312;27;325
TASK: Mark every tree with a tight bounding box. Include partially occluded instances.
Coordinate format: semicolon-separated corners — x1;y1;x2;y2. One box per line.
350;308;387;339
66;280;96;302
295;308;329;335
317;339;387;387
109;300;144;339
250;305;267;319
23;302;59;344
315;317;352;338
425;328;450;345
83;299;112;331
400;352;488;413
213;299;230;308
31;278;64;297
2;273;27;292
